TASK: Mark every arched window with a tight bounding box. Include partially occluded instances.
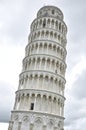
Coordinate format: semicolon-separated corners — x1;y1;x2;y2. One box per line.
39;19;42;25
54;33;57;38
52;19;54;25
56;21;58;28
52;10;55;14
43;19;46;27
47;19;50;24
59;22;61;31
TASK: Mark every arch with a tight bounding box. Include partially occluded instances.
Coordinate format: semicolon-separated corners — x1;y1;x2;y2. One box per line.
44;43;47;48
49;43;52;49
50;76;53;81
55;78;58;84
21;116;30;130
34;32;37;39
45;75;49;80
36;21;38;26
47;58;50;62
32;93;35;97
59;22;61;31
42;58;45;63
47;19;50;24
39;74;43;79
17;94;20;102
51;19;54;25
35;44;38;53
33;117;43;130
50;31;53;37
31;34;34;40
50;77;54;89
53;97;57;102
26;74;28;80
54;32;57;38
32;57;35;63
56;21;58;27
53;45;56;51
28;58;31;65
34;23;37;29
49;95;52;100
57;46;60;53
37;31;40;37
25;62;27;70
37;94;41;98
37;57;41;63
12;121;18;130
46;30;49;36
47;119;55;129
43;19;46;27
60;48;63;55
39;42;42;48
58;98;60;105
22;116;29;122
59;80;61;86
39;19;42;25
46;58;50;69
43;94;47;99
26;93;29;98
21;93;25;99
60;63;63;71
34;74;38;88
34;74;38;79
32;44;34;49
21;78;24;85
62;25;64;33
29;74;33;79
52;59;55;65
52;10;55;14
41;30;44;37
58;34;60;41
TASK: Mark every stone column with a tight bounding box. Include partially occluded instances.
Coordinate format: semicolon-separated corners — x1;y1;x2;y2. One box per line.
51;97;53;113
43;125;47;130
37;44;39;54
34;58;37;70
30;123;34;130
29;94;31;110
8;121;13;130
22;95;26;110
39;59;41;70
34;95;37;111
42;77;44;90
54;126;58;130
18;122;22;130
13;96;17;110
62;104;63;116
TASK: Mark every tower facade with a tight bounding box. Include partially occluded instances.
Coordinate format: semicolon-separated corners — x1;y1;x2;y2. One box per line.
8;6;67;130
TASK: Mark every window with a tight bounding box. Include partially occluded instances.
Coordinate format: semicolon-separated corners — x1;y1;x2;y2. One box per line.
43;22;46;27
52;10;55;14
43;19;46;27
30;103;34;110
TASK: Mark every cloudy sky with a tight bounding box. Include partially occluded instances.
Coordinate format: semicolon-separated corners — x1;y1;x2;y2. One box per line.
0;0;86;130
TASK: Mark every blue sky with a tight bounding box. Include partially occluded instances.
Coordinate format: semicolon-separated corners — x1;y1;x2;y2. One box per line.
0;0;86;130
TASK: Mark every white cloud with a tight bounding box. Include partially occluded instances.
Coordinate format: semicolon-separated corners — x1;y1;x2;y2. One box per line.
66;56;86;89
0;43;24;87
0;123;8;130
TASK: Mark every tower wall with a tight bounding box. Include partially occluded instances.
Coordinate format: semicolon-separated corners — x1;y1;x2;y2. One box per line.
8;6;67;130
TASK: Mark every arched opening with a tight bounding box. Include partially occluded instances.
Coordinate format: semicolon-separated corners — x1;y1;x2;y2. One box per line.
43;19;46;27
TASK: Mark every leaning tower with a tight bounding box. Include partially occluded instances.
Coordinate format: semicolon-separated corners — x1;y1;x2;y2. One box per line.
8;5;67;130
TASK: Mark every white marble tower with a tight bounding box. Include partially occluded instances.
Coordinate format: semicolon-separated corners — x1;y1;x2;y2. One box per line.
8;5;67;130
